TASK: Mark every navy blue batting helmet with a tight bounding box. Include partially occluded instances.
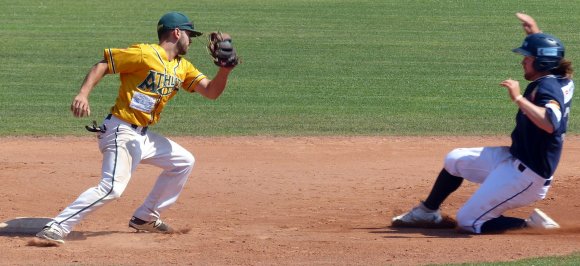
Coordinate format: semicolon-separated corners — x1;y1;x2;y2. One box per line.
513;33;565;72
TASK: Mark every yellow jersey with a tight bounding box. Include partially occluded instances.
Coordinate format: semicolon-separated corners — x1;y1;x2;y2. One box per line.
104;43;206;126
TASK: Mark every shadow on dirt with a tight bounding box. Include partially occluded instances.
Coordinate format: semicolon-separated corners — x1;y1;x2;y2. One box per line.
0;217;53;236
357;226;473;239
0;217;129;241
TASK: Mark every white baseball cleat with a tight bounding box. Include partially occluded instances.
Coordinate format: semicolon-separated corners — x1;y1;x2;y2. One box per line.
392;202;443;227
525;208;560;229
36;224;66;244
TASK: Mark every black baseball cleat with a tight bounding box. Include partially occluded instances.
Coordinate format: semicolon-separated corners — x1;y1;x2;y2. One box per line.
129;216;174;233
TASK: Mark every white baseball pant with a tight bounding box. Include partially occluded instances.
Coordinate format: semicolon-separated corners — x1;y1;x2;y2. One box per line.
444;146;552;233
49;115;194;235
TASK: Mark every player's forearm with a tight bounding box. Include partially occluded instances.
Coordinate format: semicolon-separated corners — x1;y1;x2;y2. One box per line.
78;60;109;96
515;97;555;133
201;67;233;99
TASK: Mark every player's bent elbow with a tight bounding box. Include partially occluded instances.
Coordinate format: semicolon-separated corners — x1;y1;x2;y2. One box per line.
543;126;555;134
199;91;221;100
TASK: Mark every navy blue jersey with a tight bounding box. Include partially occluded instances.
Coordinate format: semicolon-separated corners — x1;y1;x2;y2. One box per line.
510;75;574;178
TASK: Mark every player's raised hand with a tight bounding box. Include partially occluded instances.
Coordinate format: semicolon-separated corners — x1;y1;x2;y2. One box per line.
516;13;541;35
71;94;91;117
500;79;522;102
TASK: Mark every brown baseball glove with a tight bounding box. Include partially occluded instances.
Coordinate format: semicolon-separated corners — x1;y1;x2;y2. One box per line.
208;32;239;68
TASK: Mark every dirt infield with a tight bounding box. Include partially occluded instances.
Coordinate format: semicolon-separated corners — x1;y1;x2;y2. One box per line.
1;136;579;265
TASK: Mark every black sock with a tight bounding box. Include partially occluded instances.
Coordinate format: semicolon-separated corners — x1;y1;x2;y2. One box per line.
423;169;463;210
480;216;526;233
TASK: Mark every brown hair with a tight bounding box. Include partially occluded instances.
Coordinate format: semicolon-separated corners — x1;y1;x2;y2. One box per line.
551;59;574;78
157;29;171;41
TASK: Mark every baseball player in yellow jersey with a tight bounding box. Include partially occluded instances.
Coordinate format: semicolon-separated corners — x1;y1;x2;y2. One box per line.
36;12;237;244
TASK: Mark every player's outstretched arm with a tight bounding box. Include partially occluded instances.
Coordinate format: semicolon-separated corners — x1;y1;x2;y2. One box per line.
194;67;233;100
71;60;109;117
516;12;541;35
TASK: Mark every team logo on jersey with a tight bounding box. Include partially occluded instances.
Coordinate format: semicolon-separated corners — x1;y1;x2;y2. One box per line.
138;70;182;96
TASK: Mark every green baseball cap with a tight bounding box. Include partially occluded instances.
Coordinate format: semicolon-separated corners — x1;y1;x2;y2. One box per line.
157;12;203;37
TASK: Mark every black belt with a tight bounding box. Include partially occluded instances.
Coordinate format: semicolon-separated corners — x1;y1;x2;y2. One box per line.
106;114;148;135
517;163;551;186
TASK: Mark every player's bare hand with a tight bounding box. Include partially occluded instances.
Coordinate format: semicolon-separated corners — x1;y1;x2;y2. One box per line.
500;79;522;101
71;94;91;117
516;12;541;35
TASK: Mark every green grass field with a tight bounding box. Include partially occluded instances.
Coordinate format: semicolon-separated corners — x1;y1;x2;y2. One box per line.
2;0;580;136
444;252;580;266
1;0;579;263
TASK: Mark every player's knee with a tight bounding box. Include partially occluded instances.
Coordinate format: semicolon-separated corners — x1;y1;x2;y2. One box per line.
173;151;195;174
109;185;127;199
443;148;465;176
97;180;127;199
183;151;195;170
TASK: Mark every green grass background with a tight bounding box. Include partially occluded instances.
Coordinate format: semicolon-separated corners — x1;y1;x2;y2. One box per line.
0;0;579;264
2;0;580;136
